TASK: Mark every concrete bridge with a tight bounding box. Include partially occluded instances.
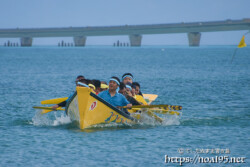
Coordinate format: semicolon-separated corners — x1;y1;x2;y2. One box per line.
0;18;250;47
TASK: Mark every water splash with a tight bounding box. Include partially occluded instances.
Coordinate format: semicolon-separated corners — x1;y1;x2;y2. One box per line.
31;111;71;127
162;114;181;126
52;114;71;126
137;112;181;126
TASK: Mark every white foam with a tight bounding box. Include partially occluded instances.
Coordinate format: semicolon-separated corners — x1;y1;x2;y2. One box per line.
89;122;130;128
52;113;72;126
137;112;181;126
31;111;71;127
161;114;181;126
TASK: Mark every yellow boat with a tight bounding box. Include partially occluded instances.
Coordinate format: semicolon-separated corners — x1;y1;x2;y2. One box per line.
65;87;138;129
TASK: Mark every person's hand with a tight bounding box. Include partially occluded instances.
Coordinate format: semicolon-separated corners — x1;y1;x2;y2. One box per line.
126;104;132;109
52;104;59;110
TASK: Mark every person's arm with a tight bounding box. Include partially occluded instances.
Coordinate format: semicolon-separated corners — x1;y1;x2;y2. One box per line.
121;94;132;109
125;95;141;105
51;91;75;110
51;104;59;110
126;103;132;109
58;101;67;107
51;100;66;110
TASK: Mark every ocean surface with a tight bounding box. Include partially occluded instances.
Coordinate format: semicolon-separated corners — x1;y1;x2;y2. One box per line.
0;46;249;166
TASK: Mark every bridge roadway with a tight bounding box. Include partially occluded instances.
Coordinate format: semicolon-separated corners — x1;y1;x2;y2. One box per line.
0;18;250;46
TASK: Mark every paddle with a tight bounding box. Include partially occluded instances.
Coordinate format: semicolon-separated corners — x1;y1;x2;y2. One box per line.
33;106;65;110
150;109;180;115
119;104;182;110
145;110;163;123
131;108;180;115
41;97;68;105
33;106;65;114
129;108;162;123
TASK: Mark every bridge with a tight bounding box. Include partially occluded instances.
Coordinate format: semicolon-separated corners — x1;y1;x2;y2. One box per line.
0;18;250;47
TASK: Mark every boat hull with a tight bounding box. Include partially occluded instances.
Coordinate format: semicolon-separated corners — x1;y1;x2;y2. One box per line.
66;87;137;129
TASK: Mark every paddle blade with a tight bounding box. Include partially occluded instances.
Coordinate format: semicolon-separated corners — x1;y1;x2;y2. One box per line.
41;109;53;114
150;109;180;115
127;104;182;110
40;107;63;114
131;108;180;115
41;97;68;105
143;94;158;104
33;106;65;111
158;106;182;111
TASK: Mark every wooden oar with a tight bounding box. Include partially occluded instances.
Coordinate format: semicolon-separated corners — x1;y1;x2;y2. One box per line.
145;110;163;123
33;106;65;114
120;104;182;110
131;108;180;115
150;109;180;115
41;97;68;105
33;106;65;110
128;108;163;123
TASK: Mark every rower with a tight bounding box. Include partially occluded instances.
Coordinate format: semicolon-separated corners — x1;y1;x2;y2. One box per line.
118;82;139;105
122;73;133;84
124;82;141;105
125;82;133;96
132;83;147;105
98;76;132;110
122;73;143;96
132;82;143;96
75;75;85;84
92;79;101;95
118;82;126;95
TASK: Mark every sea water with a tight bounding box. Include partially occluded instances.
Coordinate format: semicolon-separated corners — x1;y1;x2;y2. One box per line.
0;46;249;166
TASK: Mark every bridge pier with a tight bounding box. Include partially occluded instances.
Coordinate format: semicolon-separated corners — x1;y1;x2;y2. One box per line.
73;36;86;47
188;32;201;46
20;37;32;47
129;34;142;47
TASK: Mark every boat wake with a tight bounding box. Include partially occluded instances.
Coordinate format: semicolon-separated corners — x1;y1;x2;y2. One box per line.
31;111;71;127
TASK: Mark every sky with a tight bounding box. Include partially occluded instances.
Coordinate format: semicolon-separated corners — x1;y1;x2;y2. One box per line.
0;0;250;46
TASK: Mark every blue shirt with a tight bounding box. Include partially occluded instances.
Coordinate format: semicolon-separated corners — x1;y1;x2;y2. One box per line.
98;90;129;107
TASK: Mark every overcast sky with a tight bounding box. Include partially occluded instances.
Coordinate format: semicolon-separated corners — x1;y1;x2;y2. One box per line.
0;0;250;45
